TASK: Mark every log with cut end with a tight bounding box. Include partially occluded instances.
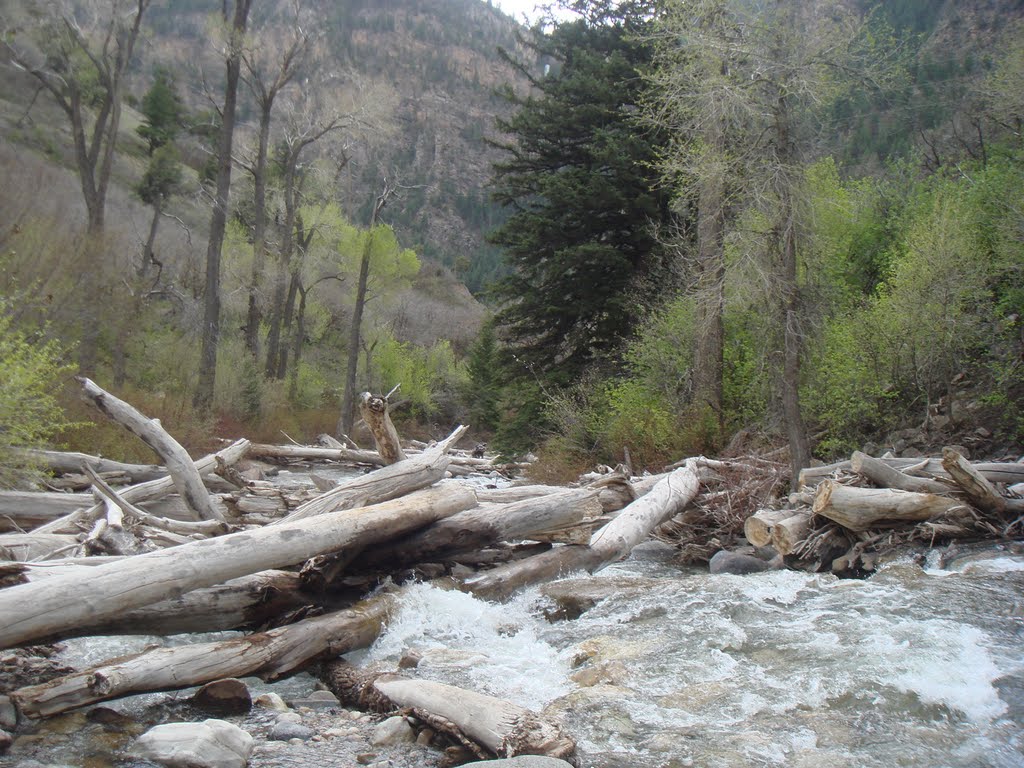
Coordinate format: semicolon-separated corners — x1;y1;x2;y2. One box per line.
812;480;964;532
941;447;1024;516
0;484;477;649
743;509;794;548
322;661;576;761
358;391;406;464
770;511;812;555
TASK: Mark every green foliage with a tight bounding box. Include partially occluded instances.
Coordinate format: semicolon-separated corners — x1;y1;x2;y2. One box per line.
137;67;186;155
463;319;501;431
0;307;77;487
371;333;467;422
136;145;183;206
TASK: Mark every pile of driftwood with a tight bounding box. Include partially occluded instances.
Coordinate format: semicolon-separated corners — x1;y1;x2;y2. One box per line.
745;450;1024;573
0;379;715;764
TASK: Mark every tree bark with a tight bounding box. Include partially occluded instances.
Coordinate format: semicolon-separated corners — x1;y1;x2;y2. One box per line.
0;484;476;649
195;0;253;410
851;451;951;494
812;480;964;532
743;508;794;548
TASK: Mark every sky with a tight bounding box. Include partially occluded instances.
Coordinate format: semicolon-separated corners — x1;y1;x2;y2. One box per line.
492;1;578;24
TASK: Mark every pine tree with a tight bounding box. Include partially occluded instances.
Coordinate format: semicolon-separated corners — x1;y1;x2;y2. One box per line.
488;5;677;388
137;67;185;156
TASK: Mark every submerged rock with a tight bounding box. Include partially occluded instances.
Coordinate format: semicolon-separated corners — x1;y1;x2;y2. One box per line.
709;549;782;575
131;719;253;768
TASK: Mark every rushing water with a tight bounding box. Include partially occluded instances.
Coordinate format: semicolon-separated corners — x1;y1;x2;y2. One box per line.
360;542;1024;768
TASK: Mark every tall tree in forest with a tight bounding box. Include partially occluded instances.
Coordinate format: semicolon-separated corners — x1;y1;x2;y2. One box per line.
238;1;313;361
488;2;677;389
651;0;867;479
5;0;150;375
135;144;182;279
194;0;253;411
137;66;185;156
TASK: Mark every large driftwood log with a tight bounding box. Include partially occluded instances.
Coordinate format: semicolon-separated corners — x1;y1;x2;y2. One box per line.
350;489;603;572
17;449;167;483
0;484;476;649
9;591;397;718
800;457;1024;488
248;443;385;466
465;462;701;601
850;451;951;494
358;391;406;464
276;426;469;524
0;492;91;532
770;511;812;556
31;439;249;535
78;377;223;522
323;662;576;761
812;480;964;532
942;447;1024;515
0;533;79;561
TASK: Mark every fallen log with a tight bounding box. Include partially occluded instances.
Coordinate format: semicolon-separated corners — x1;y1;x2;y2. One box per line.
465;462;701;601
15;449;167;484
743;509;794;548
851;451;951;494
0;492;91;533
248;443;384;466
78;377;223;522
812;480;964;532
0;484;477;649
942;448;1024;516
359;391;406;464
322;661;576;761
0;533;79;562
800;457;1024;488
276;426;469;524
770;511;812;556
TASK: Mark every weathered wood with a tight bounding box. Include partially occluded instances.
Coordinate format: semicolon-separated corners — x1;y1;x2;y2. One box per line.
351;489;603;571
851;451;951;494
465;462;701;601
0;484;477;649
78;377;223;522
15;449;167;483
248;443;384;466
323;662;576;761
276;425;469;524
0;492;91;532
941;447;1024;515
9;591;397;718
358;391;406;464
31;439;249;535
743;509;794;547
770;511;812;556
0;533;79;562
812;480;964;532
800;457;1024;488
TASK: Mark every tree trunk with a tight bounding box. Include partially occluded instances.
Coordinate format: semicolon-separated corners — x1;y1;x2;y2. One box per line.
0;484;476;649
287;282;308;401
812;480;964;532
247;443;384;466
195;0;252;411
851;451;952;494
769;511;811;556
358;392;406;464
743;508;794;548
244;103;273;360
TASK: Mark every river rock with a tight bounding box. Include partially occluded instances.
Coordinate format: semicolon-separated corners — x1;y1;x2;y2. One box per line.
192;678;252;714
709;550;780;575
0;728;11;755
460;757;575;767
290;689;340;710
131;719;253;768
269;720;314;741
254;692;289;712
371;715;416;746
0;695;16;730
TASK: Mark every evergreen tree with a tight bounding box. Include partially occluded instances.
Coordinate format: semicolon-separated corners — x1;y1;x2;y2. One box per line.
464;319;501;431
488;4;677;389
137;67;185;156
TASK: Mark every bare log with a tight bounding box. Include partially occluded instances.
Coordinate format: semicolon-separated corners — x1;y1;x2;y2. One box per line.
277;425;469;524
351;489;603;571
78;377;223;522
942;448;1024;516
770;511;812;556
15;449;167;483
0;533;79;562
0;492;91;532
800;457;1024;488
0;484;477;649
465;462;701;601
32;439;249;535
9;591;396;718
247;443;384;466
812;480;964;532
323;662;576;761
851;451;951;494
743;509;794;547
358;391;406;464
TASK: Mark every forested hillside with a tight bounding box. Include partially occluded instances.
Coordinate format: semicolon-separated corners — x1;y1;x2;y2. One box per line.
0;0;1021;487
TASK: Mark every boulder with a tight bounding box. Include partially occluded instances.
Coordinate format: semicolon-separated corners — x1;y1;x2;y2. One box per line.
131;719;253;768
192;678;252;715
268;720;314;741
0;695;16;730
253;692;289;712
0;728;11;755
370;715;416;746
709;549;782;575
